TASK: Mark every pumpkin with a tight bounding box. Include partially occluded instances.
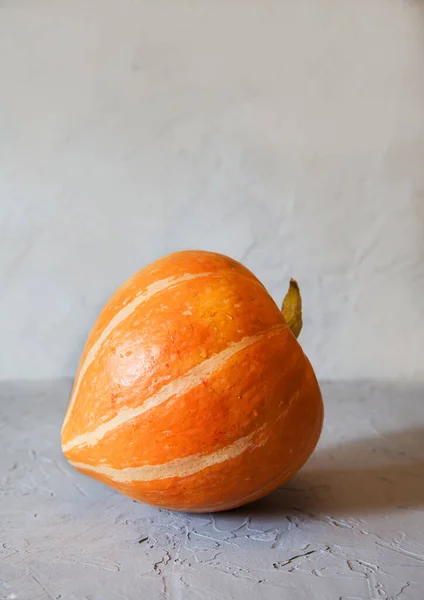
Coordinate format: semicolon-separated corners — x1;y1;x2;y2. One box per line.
62;250;323;512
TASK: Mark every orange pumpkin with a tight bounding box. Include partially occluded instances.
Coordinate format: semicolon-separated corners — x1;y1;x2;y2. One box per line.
62;250;323;512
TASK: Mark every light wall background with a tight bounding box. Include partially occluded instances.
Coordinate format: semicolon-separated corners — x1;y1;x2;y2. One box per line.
1;0;423;381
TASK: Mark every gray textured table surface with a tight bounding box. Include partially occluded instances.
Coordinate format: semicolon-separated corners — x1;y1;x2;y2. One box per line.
1;380;424;600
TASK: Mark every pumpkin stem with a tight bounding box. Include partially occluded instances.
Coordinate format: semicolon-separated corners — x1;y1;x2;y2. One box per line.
282;278;303;338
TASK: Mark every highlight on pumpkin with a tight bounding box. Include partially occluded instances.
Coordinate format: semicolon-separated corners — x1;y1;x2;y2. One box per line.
61;250;322;513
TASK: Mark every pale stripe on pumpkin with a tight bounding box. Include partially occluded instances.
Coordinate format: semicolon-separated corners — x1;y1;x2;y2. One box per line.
69;425;267;482
62;271;214;430
62;323;286;453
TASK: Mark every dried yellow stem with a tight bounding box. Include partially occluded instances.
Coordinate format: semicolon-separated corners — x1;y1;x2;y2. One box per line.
282;278;303;338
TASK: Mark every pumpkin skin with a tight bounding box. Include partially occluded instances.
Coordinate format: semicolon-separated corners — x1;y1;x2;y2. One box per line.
62;250;323;512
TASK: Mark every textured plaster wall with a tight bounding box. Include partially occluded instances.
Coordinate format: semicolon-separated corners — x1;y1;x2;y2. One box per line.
1;0;424;380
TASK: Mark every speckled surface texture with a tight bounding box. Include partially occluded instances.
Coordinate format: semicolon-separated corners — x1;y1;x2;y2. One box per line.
1;380;423;599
